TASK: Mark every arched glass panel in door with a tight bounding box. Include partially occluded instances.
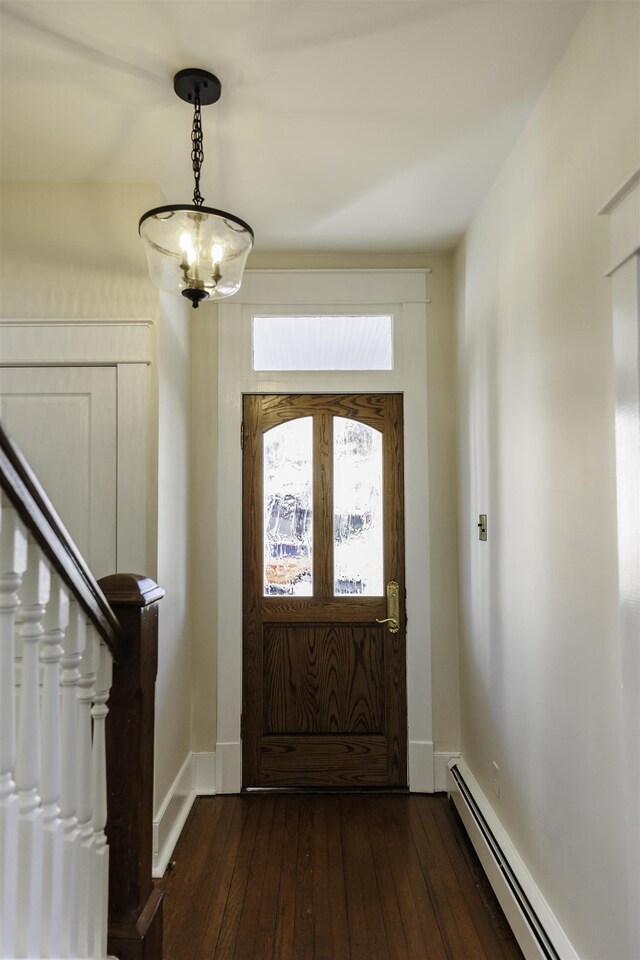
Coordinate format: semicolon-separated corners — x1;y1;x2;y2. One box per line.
263;416;313;595
333;416;383;596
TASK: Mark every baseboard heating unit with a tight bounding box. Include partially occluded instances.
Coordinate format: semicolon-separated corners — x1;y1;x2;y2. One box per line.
447;760;579;960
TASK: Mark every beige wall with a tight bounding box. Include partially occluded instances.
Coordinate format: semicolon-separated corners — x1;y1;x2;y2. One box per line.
424;255;459;753
155;291;193;805
0;182;160;319
0;181;195;815
454;3;639;956
190;305;218;751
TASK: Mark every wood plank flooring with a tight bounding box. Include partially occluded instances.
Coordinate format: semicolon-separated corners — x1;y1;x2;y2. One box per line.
157;794;524;960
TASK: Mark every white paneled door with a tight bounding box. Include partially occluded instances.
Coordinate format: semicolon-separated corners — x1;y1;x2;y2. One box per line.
0;365;117;579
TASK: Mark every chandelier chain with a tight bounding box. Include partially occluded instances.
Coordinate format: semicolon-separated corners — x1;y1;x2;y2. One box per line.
191;92;205;206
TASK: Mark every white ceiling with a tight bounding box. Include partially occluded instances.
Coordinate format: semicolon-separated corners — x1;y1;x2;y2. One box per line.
0;0;587;253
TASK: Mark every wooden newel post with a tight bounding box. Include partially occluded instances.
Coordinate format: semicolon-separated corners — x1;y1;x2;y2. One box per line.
99;573;165;960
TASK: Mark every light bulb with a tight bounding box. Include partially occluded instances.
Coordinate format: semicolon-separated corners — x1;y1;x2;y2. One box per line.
211;242;224;264
179;230;196;266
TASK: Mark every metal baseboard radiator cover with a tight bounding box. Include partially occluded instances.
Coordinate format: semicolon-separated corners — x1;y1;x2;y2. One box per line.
448;763;561;960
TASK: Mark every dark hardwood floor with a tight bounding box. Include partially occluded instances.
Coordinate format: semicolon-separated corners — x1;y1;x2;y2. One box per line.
157;794;524;960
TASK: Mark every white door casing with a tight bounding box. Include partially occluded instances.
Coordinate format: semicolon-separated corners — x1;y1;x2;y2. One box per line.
600;168;640;953
217;269;434;793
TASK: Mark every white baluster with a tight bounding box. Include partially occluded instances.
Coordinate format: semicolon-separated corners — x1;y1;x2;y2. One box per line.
39;572;69;958
59;599;85;958
15;536;50;957
76;624;98;958
0;502;27;958
91;639;113;959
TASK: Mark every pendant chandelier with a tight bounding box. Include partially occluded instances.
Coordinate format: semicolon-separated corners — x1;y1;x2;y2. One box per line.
139;68;254;308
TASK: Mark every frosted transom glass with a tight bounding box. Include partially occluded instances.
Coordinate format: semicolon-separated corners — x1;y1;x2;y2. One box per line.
263;417;313;595
333;417;383;595
253;315;393;371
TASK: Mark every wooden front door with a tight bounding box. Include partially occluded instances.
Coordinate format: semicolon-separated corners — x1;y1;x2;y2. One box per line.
242;394;406;788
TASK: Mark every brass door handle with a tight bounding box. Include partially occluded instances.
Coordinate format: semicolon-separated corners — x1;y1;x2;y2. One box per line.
375;580;400;633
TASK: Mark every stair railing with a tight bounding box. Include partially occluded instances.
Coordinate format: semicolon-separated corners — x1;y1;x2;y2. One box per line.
0;422;163;959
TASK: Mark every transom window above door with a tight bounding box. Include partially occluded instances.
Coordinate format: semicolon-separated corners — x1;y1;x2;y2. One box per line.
252;314;393;371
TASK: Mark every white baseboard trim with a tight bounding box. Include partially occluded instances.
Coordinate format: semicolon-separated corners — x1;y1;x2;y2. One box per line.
215;740;242;794
447;758;579;960
152;751;216;878
408;739;434;792
434;751;460;792
193;751;217;794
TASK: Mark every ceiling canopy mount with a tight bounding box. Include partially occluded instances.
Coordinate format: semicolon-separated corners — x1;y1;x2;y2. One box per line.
173;68;221;106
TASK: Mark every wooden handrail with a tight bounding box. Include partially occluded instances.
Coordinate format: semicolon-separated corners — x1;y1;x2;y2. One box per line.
0;420;124;660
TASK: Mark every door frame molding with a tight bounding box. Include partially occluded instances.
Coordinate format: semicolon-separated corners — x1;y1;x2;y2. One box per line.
600;167;640;879
217;270;435;792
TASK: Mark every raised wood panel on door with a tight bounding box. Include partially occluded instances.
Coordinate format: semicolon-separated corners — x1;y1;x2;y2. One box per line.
243;393;406;788
0;365;118;578
264;624;385;734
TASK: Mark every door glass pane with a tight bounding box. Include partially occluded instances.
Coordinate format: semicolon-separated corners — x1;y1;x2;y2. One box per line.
264;417;313;595
333;417;383;595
